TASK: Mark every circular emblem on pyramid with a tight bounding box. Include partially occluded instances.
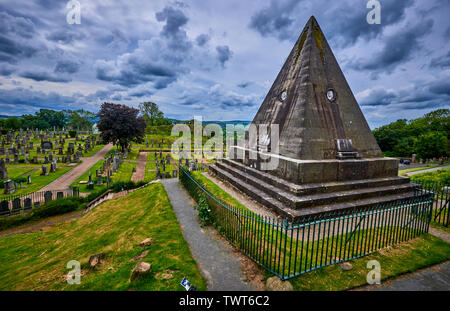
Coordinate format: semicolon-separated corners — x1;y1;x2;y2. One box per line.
280;91;288;101
326;89;336;102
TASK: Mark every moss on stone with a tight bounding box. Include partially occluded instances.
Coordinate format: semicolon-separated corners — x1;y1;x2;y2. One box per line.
313;27;324;63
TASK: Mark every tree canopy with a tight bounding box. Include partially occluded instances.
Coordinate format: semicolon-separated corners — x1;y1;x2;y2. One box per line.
372;109;449;160
97;102;146;152
138;101;172;126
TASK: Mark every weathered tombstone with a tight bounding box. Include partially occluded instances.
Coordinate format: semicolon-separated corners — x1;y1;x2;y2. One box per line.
57;191;64;199
14;153;19;164
156;168;161;179
41;165;48;176
4;179;15;194
87;171;94;190
0;200;9;215
27;175;31;184
12;198;21;214
172;169;177;178
0;159;7;179
44;191;52;203
33;156;38;164
37;146;41;154
24;198;32;211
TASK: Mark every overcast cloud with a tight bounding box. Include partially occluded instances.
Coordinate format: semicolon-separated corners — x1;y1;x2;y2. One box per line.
0;0;448;128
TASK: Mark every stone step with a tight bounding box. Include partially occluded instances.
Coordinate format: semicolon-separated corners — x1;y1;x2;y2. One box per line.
222;158;410;195
215;161;415;209
209;164;421;220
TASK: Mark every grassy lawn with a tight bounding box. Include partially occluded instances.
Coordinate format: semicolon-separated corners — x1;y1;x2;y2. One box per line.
82;144;106;157
189;171;450;290
286;234;450;290
71;159;105;193
5;167;35;179
399;165;440;176
111;161;137;183
0;184;206;291
0;166;73;198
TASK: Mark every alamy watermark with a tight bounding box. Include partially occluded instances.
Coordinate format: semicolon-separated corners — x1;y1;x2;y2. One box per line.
66;0;81;25
366;260;381;284
366;0;381;24
66;260;81;284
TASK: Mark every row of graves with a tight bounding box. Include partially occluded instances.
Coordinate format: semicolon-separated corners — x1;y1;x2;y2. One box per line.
0;128;99;165
145;137;172;150
0;188;79;217
180;157;207;173
153;151;177;179
82;151;126;190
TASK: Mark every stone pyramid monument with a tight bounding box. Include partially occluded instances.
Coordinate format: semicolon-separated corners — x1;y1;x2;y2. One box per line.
210;16;418;219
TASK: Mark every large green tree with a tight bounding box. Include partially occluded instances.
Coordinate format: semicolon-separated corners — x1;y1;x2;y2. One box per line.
414;131;447;162
138;102;167;126
97;102;146;152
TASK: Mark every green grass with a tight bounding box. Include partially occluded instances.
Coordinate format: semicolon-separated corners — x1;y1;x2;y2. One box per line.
187;171;450;290
111;161;137;183
82;144;106;157
0;184;206;291
287;234;450;291
0;166;73;198
399;165;441;176
410;168;450;184
5;167;35;179
191;171;249;211
71;159;106;193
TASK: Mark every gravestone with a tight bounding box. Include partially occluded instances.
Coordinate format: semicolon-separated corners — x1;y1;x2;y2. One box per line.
12;198;21;214
44;191;52;203
57;191;64;199
0;200;9;215
172;169;177;178
4;179;15;194
0;159;7;179
41;165;48;176
27;175;31;184
211;16;419;219
24;198;32;210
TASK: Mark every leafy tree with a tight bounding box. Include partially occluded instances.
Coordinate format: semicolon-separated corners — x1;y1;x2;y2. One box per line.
414;131;447;162
4;117;22;130
139;102;164;126
68;110;94;131
97;102;146;152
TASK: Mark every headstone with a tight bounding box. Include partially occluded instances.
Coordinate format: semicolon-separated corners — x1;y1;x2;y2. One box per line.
44;191;52;203
172;169;177;178
0;159;7;179
57;191;64;199
4;179;15;194
41;165;48;176
27;175;31;184
0;200;10;215
24;198;32;211
12;198;21;214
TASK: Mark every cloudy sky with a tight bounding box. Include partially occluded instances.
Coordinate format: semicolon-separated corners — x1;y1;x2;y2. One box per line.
0;0;449;128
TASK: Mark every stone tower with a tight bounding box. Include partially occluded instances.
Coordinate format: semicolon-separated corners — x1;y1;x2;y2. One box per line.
210;16;419;219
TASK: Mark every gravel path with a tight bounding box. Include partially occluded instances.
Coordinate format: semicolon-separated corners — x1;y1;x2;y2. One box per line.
131;152;148;182
40;143;114;191
161;178;257;291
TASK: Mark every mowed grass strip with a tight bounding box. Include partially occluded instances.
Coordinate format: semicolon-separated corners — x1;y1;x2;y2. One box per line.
0;183;206;291
287;234;450;291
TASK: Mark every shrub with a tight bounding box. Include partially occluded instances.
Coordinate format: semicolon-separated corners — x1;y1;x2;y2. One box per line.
197;194;213;225
112;181;146;193
85;187;110;202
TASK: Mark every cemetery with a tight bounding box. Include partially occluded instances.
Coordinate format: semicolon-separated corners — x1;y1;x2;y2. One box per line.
0;3;448;296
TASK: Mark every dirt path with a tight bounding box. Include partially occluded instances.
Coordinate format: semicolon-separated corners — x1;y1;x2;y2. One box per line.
40;143;114;191
131;152;148;182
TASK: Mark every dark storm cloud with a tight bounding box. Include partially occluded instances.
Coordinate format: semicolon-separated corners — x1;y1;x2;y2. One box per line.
326;0;413;46
46;30;85;45
249;0;413;46
429;51;450;69
54;60;81;74
359;79;450;109
155;6;189;38
216;45;233;67
249;0;299;40
19;70;71;83
0;87;80;109
196;34;210;46
350;19;434;74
